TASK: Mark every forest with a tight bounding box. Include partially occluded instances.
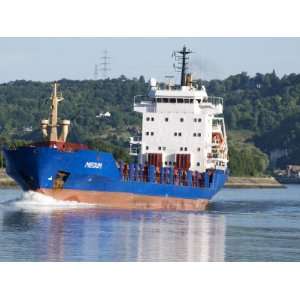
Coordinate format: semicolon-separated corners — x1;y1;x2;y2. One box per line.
0;71;299;176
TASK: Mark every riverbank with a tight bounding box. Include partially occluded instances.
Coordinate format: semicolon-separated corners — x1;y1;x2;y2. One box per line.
225;176;284;188
0;169;16;187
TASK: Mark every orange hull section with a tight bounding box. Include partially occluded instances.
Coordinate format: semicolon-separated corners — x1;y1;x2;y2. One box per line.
37;188;209;212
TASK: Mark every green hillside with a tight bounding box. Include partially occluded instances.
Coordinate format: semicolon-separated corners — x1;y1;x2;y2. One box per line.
1;71;299;175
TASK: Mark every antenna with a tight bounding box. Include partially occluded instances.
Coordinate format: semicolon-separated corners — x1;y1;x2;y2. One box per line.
173;45;193;86
165;75;174;89
100;49;111;79
94;64;99;80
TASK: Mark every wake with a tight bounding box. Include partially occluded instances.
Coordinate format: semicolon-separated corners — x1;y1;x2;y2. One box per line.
6;191;94;212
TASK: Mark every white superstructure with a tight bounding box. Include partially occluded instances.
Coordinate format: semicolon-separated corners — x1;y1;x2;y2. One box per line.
130;46;228;173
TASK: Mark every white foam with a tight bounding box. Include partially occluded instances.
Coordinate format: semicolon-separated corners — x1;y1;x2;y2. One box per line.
13;191;95;212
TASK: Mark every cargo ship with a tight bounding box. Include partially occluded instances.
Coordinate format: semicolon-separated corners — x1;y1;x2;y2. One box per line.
3;46;228;211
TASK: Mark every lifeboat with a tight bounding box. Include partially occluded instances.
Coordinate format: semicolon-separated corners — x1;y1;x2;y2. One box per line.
212;132;224;145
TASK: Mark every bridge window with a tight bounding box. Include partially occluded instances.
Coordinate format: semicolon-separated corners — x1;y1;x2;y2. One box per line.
197;133;201;137
156;98;162;103
146;117;150;121
151;117;154;121
198;118;202;122
177;98;183;103
146;132;149;136
178;132;182;136
174;132;177;136
190;99;194;103
151;132;154;136
180;118;184;122
165;117;169;122
184;99;190;103
180;147;183;151
170;98;176;103
193;133;196;137
184;147;188;151
163;98;169;103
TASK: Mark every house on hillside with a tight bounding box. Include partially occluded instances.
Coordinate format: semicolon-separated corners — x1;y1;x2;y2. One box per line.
96;112;111;118
287;165;300;178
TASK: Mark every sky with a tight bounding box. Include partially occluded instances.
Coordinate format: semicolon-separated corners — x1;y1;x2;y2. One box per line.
1;37;300;83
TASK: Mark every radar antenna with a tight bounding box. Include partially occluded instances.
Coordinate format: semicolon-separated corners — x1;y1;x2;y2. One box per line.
173;46;193;86
165;75;174;89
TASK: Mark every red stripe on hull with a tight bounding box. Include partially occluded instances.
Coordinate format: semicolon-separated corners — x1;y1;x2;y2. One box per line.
37;188;209;212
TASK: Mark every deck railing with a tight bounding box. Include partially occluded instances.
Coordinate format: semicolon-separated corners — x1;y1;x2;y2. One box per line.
118;163;215;188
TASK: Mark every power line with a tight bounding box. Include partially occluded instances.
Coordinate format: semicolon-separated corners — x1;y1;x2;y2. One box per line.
99;49;111;79
93;64;99;80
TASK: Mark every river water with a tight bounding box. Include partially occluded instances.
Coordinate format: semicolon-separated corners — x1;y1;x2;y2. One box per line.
0;186;299;262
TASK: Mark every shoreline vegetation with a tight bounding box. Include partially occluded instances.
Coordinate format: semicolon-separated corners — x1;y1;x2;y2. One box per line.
0;169;284;189
0;169;16;188
225;176;284;188
1;72;300;178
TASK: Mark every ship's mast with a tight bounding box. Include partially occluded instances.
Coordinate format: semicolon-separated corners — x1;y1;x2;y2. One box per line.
41;82;70;143
49;82;64;141
175;46;192;86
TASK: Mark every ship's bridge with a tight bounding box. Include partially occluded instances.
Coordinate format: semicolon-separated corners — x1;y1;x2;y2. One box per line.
134;84;223;115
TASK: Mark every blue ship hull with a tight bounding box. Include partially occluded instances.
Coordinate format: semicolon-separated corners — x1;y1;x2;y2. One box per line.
3;145;228;210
